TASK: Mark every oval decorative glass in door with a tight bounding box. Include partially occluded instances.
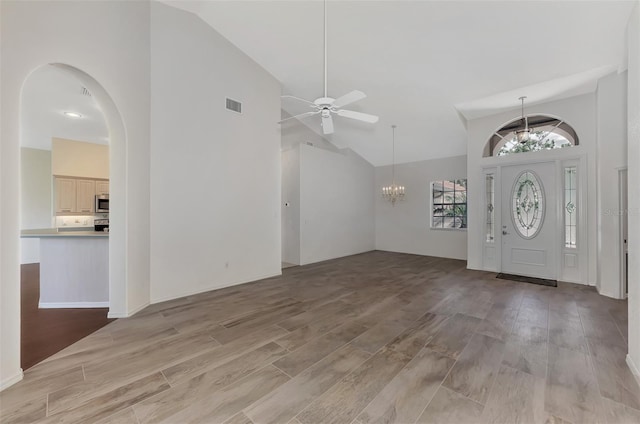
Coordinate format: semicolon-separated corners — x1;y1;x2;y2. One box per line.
511;170;545;239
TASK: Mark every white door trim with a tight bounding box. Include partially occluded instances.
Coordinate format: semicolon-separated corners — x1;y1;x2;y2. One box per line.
619;168;629;298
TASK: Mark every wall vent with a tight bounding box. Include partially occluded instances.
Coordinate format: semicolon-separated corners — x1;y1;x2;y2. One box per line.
226;98;242;114
81;86;92;97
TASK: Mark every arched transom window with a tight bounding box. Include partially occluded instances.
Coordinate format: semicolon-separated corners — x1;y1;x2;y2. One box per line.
484;115;579;157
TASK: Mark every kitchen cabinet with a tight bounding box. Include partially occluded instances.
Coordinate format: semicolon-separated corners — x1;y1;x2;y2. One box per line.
55;176;108;215
76;179;96;214
55;178;76;214
95;180;109;195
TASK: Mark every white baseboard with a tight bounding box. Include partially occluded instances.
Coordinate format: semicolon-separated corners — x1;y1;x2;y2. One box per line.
39;301;109;309
107;301;149;319
0;369;23;392
626;354;640;386
596;286;624;299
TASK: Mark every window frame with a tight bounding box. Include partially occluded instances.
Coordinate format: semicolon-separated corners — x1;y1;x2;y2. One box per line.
485;174;495;243
564;165;578;249
430;179;468;231
484;115;579;158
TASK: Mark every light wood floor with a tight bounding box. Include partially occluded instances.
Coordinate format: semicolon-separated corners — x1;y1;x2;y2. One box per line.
1;251;638;424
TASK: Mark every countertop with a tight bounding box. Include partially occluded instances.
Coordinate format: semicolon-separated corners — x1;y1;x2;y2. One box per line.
21;228;109;238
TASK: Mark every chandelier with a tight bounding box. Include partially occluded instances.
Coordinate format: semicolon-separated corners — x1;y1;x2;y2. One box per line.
382;125;405;206
515;96;531;143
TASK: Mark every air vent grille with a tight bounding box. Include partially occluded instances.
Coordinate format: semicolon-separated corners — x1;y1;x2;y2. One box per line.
81;86;92;97
226;98;242;114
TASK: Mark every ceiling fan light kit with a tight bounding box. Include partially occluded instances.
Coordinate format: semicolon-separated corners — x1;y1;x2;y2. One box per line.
382;125;405;206
278;0;378;135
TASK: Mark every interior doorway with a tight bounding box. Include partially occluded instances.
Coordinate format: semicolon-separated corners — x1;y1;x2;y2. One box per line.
500;161;558;280
19;64;112;369
620;168;629;297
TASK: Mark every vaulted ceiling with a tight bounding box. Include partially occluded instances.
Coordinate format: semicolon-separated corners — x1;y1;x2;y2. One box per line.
165;0;635;166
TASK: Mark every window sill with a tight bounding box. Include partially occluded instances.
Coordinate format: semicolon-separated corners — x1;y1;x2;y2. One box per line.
430;227;467;232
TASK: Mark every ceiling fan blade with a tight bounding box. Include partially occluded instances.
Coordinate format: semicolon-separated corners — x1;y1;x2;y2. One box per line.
278;111;320;124
281;95;316;106
336;109;379;123
332;90;366;108
321;114;334;134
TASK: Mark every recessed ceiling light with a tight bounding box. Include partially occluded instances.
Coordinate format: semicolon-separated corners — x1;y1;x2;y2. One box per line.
63;111;82;118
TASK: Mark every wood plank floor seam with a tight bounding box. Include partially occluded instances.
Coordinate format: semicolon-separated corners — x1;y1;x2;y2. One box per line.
358;352;424;422
271;363;295;379
244;344;371;424
159;370;171;388
274;323;290;333
131;403;142;424
609;309;628;343
358;345;457;424
579;310;627;416
417;385;485;423
286;346;376;424
438;385;486;408
459;332;506;411
543;302;553;420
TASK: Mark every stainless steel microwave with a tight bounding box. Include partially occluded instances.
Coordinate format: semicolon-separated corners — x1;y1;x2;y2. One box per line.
95;195;109;212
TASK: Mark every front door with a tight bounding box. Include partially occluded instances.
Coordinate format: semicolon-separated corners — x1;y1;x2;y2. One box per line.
501;162;557;280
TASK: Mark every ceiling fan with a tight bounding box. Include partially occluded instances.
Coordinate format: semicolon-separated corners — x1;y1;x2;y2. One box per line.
278;0;379;135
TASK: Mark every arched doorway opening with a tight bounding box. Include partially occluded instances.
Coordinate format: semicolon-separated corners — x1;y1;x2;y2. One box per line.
17;63;127;368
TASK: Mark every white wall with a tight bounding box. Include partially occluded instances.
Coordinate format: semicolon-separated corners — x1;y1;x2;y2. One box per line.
467;94;598;286
280;113;353;266
1;0;151;389
299;144;375;265
375;155;467;260
626;1;640;383
149;3;282;302
282;147;301;265
596;72;628;298
20;148;53;264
